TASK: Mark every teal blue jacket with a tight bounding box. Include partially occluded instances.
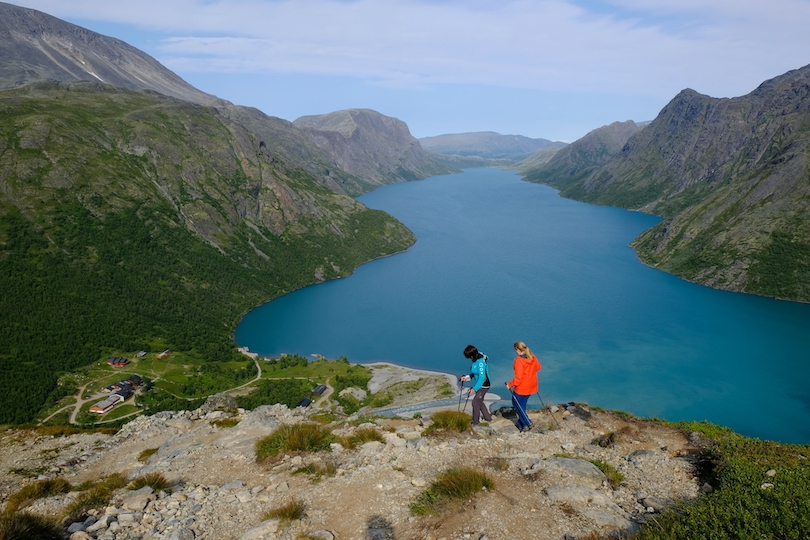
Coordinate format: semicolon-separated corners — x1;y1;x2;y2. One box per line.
468;354;491;392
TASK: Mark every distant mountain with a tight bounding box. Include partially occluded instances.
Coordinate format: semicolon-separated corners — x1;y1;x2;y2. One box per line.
293;109;455;188
0;1;221;105
419;131;567;162
522;120;645;181
525;65;810;302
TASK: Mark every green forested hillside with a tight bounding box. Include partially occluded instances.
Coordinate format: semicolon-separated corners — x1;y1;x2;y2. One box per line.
0;82;415;423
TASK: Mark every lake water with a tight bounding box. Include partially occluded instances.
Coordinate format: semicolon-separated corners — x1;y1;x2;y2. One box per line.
235;169;810;444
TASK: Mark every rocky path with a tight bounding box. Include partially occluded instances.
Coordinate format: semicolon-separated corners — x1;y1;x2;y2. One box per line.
3;400;705;540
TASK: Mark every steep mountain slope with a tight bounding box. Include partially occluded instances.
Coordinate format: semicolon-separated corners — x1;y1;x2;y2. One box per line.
0;2;390;198
526;65;810;302
293;109;455;187
0;82;415;423
419;131;566;161
523;120;644;183
0;1;220;105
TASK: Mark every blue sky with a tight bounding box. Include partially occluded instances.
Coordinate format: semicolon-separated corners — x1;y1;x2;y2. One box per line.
10;0;810;141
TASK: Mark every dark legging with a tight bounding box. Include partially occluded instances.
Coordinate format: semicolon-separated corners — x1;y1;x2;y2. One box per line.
511;392;532;429
471;387;492;424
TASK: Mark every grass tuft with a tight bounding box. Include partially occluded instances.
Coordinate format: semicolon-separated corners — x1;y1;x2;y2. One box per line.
410;466;494;515
339;426;385;449
210;417;241;428
255;424;335;461
588;459;624;489
0;511;64;540
263;498;306;524
137;447;159;462
424;411;471;434
5;478;73;513
62;473;127;523
128;472;173;492
292;461;338;482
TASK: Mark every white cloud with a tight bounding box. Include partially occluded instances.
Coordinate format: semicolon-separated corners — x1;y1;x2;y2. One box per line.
13;0;810;99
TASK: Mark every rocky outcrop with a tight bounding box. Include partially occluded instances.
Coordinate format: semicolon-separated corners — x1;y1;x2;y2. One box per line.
294;109;456;189
3;403;704;540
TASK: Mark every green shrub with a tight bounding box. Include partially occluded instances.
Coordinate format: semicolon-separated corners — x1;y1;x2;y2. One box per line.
255;424;335;461
410;466;494;515
629;432;810;539
128;472;173;492
5;478;73;513
263;498;306;524
424;411;471;434
0;511;64;540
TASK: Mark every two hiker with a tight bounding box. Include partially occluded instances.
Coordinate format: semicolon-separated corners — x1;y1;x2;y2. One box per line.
460;341;542;432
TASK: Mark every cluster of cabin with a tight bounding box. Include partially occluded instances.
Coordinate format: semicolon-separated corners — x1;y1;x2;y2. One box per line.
106;357;130;367
297;384;328;408
90;374;143;414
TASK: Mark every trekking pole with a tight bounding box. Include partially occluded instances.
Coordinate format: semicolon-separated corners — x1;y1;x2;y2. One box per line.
462;386;472;413
536;390;562;429
506;386;532;430
457;379;464;412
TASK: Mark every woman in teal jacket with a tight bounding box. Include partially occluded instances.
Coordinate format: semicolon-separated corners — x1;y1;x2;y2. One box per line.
461;345;492;425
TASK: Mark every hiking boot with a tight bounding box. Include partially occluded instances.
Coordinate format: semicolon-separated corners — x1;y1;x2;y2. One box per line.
519;425;532;433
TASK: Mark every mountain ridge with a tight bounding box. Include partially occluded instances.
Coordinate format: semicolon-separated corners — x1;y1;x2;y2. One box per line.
419;131;566;162
523;64;810;302
0;1;222;106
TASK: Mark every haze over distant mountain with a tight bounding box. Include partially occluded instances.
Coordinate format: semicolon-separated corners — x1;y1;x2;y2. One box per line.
524;65;810;302
419;131;567;164
293;109;455;188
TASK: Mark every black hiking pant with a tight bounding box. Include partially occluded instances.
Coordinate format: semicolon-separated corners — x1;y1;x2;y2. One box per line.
472;386;492;424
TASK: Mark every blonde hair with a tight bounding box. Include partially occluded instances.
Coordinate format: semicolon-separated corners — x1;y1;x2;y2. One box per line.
514;341;533;358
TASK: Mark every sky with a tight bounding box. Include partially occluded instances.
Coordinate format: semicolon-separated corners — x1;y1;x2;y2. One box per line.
10;0;810;141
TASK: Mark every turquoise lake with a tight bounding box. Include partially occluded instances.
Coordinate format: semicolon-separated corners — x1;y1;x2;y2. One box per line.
235;169;810;444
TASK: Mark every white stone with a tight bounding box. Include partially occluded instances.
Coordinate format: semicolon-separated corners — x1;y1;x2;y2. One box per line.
240;519;280;540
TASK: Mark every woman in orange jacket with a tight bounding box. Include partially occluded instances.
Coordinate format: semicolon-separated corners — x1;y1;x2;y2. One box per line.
506;341;541;432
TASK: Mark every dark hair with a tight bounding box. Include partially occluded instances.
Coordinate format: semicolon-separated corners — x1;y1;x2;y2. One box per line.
463;345;483;361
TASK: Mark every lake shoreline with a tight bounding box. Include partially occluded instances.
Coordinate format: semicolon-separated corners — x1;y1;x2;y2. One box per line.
362;361;504;416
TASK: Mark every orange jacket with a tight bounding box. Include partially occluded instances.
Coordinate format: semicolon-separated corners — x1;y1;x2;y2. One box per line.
507;355;541;395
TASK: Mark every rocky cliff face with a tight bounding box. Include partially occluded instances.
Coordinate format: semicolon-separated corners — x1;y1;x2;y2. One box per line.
524;65;810;302
0;398;705;540
294;109;456;188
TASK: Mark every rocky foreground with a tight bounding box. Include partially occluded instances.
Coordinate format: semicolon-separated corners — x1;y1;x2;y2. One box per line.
1;399;709;540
